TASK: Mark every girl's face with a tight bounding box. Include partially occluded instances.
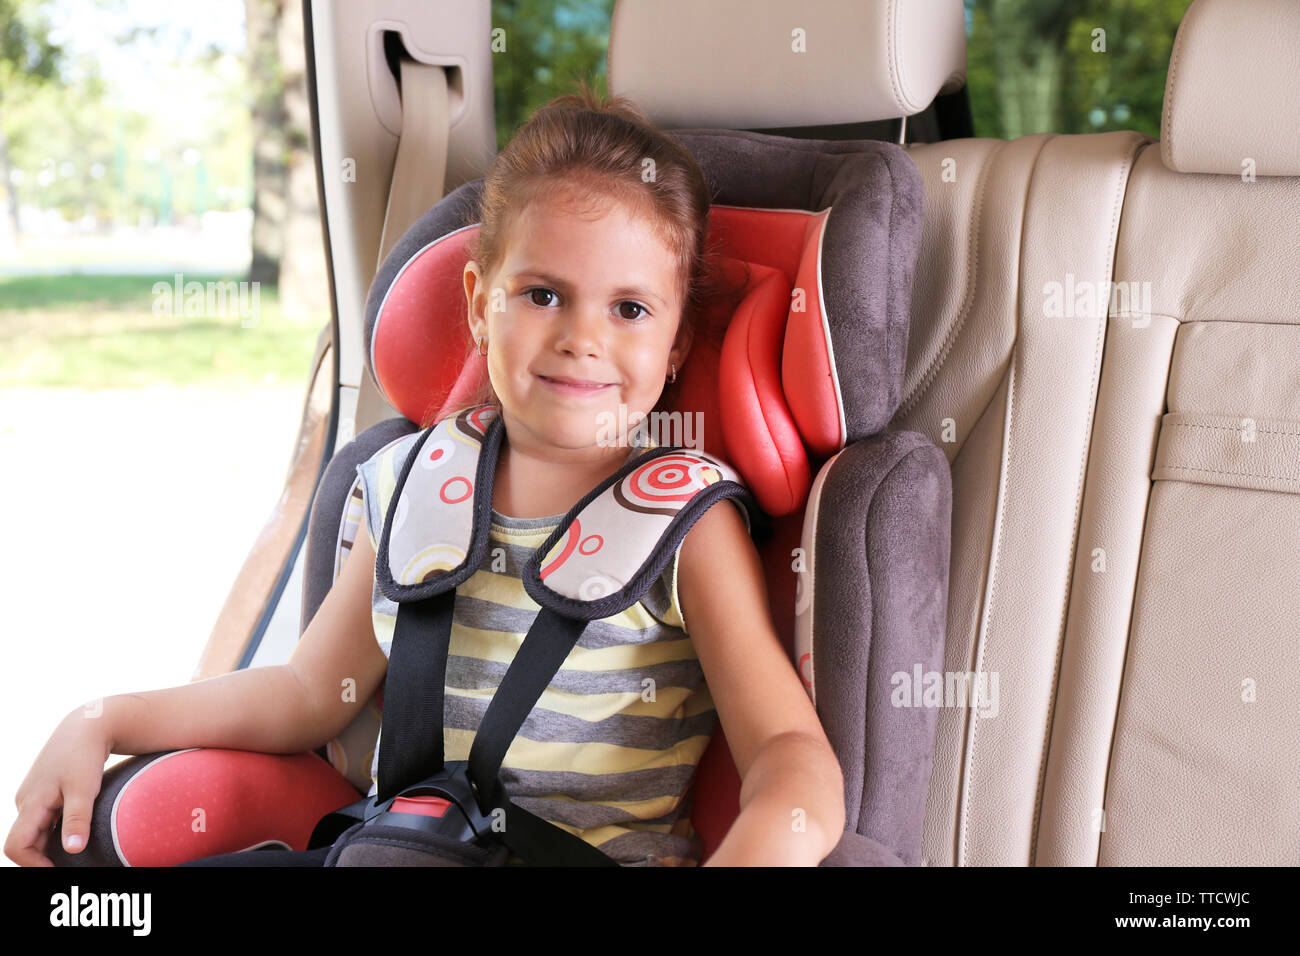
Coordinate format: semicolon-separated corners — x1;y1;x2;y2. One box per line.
463;189;691;458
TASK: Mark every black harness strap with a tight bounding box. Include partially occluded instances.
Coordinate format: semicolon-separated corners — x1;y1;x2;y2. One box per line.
375;587;454;804
466;607;589;799
373;593;617;866
466;607;619;866
480;775;618;866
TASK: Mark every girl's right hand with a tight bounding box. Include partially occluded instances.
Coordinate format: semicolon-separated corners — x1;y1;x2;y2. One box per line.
5;705;113;866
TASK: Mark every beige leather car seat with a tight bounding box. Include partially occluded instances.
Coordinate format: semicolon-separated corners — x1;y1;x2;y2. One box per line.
898;0;1299;865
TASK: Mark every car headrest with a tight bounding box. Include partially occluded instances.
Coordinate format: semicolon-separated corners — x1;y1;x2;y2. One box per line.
1161;0;1300;176
363;129;924;517
607;0;967;129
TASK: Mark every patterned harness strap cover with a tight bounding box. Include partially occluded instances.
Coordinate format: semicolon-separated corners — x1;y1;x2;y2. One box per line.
375;403;763;619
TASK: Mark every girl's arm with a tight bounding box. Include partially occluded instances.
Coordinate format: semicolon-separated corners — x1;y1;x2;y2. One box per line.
677;501;847;866
100;665;324;758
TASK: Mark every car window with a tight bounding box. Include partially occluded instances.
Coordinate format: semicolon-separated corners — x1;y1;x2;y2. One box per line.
964;0;1195;139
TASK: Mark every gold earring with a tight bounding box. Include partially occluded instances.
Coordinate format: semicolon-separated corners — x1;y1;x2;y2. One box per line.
667;362;677;384
478;336;488;357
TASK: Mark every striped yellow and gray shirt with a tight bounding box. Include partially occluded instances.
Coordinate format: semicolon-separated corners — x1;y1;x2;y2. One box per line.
355;436;717;867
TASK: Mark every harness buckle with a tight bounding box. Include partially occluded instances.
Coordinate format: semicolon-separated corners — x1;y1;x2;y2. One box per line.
363;760;503;844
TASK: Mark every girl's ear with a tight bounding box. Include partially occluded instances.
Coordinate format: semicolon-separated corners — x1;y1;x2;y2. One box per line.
463;260;486;339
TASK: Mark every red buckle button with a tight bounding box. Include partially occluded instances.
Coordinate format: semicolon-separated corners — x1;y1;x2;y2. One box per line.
391;795;453;818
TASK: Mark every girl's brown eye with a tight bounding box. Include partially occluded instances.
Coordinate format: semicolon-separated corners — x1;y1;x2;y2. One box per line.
526;288;556;307
619;301;648;322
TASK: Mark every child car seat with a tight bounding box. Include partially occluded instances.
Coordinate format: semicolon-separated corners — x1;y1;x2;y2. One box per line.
49;128;951;867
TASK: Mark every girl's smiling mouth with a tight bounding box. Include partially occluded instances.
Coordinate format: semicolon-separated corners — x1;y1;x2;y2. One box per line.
537;374;614;394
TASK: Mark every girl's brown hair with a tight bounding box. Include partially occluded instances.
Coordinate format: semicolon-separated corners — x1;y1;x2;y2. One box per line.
429;78;743;426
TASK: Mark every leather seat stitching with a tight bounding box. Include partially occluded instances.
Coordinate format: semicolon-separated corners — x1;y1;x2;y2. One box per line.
896;140;1009;422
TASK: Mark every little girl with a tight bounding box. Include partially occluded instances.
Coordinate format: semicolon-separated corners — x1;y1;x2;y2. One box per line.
5;82;845;868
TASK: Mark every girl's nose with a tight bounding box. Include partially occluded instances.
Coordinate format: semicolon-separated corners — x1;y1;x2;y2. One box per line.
555;308;605;357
